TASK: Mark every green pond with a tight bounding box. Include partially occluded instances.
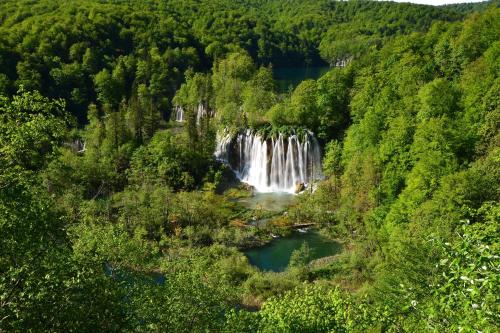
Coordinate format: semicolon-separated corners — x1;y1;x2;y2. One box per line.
235;191;341;272
273;66;330;92
244;231;342;272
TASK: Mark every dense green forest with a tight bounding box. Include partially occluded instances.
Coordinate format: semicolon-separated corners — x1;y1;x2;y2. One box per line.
1;0;499;332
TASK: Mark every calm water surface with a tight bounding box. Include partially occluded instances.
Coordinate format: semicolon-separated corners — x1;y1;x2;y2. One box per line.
244;231;341;272
273;66;330;92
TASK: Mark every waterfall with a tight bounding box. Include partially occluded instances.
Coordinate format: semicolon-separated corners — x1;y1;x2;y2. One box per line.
66;138;86;153
174;106;184;122
196;103;206;125
196;103;216;124
174;104;214;124
215;130;323;193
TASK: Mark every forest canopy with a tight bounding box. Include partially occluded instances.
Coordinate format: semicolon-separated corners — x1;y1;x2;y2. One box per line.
0;0;499;332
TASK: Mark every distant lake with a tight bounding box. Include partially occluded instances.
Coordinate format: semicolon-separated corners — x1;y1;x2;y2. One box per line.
273;66;330;92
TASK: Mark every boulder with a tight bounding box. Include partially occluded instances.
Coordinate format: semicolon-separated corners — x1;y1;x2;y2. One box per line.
241;183;255;193
294;182;305;193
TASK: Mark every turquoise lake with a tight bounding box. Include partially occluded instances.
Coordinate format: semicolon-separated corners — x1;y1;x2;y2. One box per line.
244;230;342;272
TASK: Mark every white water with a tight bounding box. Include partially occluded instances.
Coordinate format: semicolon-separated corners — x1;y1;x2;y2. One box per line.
174;106;184;122
196;103;207;125
173;104;213;124
215;130;323;193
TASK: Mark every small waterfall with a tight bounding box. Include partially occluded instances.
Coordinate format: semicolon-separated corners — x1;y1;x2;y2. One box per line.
174;104;214;124
196;103;216;125
66;138;86;153
174;106;184;122
215;131;232;162
215;129;323;193
196;103;206;125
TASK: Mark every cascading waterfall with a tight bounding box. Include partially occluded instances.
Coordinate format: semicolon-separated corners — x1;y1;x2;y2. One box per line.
215;130;323;193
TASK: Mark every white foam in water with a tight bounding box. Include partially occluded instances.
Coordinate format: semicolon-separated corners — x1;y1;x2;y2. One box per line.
215;129;323;193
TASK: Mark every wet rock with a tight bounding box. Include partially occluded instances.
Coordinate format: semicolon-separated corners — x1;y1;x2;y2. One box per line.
241;183;255;193
294;182;305;193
